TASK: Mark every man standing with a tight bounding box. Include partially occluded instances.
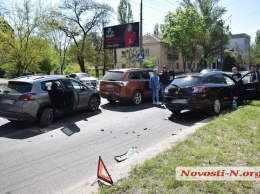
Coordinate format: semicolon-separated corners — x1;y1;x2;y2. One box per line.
250;65;259;82
159;65;170;103
231;67;242;81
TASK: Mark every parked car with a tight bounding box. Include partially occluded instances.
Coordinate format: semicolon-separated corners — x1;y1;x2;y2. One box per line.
165;71;260;116
0;75;100;127
69;73;99;87
99;68;153;105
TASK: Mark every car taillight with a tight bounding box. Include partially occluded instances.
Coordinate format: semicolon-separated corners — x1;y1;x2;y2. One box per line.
117;81;128;86
192;86;209;93
18;93;36;101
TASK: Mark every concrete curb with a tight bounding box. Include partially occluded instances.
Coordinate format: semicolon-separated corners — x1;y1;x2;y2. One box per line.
61;116;212;194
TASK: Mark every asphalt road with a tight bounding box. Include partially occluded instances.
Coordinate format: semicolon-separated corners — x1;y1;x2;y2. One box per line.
0;96;208;194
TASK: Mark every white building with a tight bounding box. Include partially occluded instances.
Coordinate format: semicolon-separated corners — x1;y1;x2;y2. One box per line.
228;33;251;52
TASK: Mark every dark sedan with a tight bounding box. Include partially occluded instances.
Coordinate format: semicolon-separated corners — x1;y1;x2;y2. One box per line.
165;71;259;116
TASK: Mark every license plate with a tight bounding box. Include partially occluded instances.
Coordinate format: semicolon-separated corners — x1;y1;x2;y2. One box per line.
105;84;114;89
171;99;187;104
0;99;14;104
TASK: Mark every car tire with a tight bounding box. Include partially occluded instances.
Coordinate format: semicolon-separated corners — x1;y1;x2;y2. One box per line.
208;98;221;116
88;96;100;112
40;108;54;128
132;90;142;105
170;109;181;115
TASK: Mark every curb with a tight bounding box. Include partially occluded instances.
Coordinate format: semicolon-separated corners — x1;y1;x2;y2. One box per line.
61;116;212;194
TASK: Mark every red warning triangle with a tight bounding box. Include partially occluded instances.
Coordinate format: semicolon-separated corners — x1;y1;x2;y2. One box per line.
97;156;113;185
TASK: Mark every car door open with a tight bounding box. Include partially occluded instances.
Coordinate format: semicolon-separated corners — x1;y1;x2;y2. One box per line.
238;72;260;100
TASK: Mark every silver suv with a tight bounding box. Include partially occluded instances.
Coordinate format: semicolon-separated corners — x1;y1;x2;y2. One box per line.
0;75;100;127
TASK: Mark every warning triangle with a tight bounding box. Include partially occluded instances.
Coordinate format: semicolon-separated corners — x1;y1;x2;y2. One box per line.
97;156;113;185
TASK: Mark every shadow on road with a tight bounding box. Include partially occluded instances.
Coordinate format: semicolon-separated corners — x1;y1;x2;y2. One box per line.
101;99;155;112
0;109;102;139
167;110;210;127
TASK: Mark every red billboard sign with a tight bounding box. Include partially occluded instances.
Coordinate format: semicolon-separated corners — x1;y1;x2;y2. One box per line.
103;22;140;49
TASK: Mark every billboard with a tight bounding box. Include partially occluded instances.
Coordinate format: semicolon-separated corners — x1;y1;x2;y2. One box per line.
103;22;139;49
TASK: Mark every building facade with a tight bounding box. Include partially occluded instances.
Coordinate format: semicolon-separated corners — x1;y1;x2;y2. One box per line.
115;34;198;72
228;33;250;52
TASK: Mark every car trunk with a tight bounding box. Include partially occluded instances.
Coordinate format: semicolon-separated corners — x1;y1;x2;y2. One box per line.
0;81;33;112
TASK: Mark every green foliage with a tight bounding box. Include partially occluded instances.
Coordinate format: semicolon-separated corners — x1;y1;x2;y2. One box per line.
250;30;260;66
161;6;205;72
143;56;158;69
222;52;237;71
153;23;161;37
117;0;133;24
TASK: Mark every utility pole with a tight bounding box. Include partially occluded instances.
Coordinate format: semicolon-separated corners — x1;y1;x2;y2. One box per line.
139;0;143;68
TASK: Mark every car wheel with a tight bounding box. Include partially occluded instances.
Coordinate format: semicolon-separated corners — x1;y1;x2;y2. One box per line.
132;90;142;105
170;109;181;115
40;108;54;128
88;96;100;111
208;98;221;116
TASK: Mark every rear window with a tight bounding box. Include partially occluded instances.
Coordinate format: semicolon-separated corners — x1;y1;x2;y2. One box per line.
171;76;202;87
7;81;32;93
101;71;124;81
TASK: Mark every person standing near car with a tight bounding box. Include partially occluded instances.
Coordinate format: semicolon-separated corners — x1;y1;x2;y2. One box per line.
231;67;242;81
250;65;259;82
149;69;160;105
158;65;170;103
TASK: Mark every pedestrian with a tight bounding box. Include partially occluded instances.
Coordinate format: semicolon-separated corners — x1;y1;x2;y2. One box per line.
149;69;160;105
250;65;258;82
231;67;242;82
158;65;170;103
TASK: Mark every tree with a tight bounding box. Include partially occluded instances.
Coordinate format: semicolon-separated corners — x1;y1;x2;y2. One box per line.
180;0;230;70
0;0;54;77
153;23;161;37
161;6;204;72
250;30;260;66
117;0;133;24
57;0;114;73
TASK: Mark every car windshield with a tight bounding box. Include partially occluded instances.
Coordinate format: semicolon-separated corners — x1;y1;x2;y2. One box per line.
78;73;91;78
171;76;202;87
102;71;124;81
6;81;33;93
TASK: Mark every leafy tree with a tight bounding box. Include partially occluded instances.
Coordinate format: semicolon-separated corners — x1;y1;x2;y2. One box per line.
117;0;133;24
0;0;54;77
153;23;161;37
222;51;237;71
56;0;114;73
161;6;204;72
250;30;260;66
180;0;230;70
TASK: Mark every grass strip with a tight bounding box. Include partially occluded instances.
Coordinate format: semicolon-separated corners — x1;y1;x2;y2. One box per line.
99;101;260;194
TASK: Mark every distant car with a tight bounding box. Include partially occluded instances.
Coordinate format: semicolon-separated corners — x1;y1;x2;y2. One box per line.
0;75;100;127
99;68;153;105
69;73;99;87
165;71;260;116
200;69;220;74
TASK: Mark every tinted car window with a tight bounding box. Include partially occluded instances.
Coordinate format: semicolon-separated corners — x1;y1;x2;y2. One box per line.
7;81;32;93
204;74;227;84
129;72;141;79
140;71;150;79
171;76;202;87
102;71;124;81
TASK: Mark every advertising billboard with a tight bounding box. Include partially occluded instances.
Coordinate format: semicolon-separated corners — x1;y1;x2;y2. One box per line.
103;22;139;49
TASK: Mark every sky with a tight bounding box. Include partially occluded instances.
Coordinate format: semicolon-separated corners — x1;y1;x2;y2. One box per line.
1;0;260;43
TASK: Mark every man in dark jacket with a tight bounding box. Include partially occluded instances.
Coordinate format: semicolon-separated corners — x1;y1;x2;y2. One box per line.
159;65;170;103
